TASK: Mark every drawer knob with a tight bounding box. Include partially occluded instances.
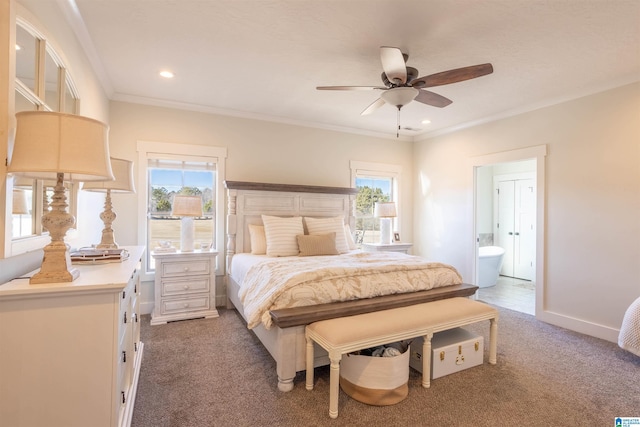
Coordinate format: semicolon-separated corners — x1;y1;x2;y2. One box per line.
183;303;190;308
183;285;190;290
183;267;190;272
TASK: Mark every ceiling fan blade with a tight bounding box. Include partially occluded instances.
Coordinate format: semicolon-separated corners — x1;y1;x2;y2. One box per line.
360;97;386;116
316;85;386;91
414;90;453;108
411;63;494;88
380;46;407;85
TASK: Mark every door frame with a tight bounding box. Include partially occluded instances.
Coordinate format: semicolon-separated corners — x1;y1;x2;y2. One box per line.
470;145;547;317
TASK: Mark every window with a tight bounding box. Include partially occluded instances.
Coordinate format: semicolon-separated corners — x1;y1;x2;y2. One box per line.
137;142;227;278
350;161;401;246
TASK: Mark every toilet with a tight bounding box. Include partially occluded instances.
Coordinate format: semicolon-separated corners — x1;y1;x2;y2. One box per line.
478;246;505;288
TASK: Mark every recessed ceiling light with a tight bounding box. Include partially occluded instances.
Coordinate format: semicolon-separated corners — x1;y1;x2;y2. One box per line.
421;119;431;125
159;70;174;79
15;44;21;51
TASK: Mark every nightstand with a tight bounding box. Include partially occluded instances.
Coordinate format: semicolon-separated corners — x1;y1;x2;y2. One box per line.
362;242;413;254
151;250;219;325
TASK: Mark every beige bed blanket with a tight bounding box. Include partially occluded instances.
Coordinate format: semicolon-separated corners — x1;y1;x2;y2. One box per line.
238;251;463;329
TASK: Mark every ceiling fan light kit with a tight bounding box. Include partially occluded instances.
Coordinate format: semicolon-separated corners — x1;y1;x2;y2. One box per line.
317;46;493;135
380;87;419;108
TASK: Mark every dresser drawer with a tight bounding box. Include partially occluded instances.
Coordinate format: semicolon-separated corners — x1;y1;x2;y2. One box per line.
161;259;210;277
160;295;210;315
161;277;210;296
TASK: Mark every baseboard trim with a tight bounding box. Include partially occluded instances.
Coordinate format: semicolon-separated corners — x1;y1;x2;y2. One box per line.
537;310;620;343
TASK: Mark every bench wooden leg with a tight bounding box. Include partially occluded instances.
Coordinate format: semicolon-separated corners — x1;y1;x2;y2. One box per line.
328;352;341;419
305;335;314;390
489;317;498;364
421;332;433;388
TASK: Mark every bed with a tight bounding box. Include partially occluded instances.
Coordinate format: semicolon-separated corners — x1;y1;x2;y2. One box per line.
224;180;478;391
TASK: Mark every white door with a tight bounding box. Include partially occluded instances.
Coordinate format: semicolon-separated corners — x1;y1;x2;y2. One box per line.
514;179;535;280
495;176;536;280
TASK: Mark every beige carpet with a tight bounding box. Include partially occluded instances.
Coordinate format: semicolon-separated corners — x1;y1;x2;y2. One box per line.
132;306;639;427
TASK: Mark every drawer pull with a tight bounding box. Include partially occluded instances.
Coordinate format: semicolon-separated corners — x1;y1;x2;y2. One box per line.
122;391;126;404
122;350;127;363
183;285;190;290
123;312;127;324
183;267;190;272
183;303;190;308
122;290;126;299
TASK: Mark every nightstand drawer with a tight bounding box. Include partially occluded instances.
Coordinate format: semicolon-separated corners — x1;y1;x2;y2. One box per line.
161;295;210;315
161;260;210;277
161;277;210;296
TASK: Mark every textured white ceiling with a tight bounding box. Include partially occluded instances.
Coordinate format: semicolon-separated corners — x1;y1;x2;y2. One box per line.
47;0;640;139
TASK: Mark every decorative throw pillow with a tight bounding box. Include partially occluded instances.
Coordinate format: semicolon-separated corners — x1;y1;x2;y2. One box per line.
296;233;339;256
344;223;357;250
261;215;304;257
248;224;267;255
304;216;349;253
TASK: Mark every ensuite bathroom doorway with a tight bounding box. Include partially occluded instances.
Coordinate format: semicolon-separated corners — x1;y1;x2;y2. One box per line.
474;152;543;316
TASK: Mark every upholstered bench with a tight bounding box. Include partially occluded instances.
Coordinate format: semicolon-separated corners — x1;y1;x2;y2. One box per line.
305;297;498;419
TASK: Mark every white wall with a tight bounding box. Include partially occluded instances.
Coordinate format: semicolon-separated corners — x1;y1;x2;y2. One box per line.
414;82;640;342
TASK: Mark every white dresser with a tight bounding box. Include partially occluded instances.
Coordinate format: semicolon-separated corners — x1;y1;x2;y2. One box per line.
0;246;145;427
151;250;219;325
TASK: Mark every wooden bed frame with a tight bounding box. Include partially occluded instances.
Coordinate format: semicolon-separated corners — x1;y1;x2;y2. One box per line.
224;180;477;391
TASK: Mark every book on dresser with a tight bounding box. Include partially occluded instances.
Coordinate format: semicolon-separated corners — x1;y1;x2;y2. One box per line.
0;246;145;427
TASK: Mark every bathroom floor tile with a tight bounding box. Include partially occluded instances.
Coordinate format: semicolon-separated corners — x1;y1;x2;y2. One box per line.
476;276;535;315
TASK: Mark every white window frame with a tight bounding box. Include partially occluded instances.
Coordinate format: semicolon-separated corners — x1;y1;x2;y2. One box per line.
137;141;227;280
350;160;402;243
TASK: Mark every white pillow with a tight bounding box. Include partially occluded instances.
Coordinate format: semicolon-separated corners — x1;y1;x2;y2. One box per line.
261;215;303;257
344;223;357;250
304;216;349;253
248;224;267;255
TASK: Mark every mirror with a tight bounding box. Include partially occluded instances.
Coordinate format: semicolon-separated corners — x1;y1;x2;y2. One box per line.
10;20;80;255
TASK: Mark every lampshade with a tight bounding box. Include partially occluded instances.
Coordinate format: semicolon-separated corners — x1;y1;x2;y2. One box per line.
374;202;397;218
172;195;203;217
380;87;419;108
12;188;29;215
8;111;114;182
82;158;135;193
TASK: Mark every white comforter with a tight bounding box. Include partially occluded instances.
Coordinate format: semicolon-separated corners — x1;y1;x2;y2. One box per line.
238;251;463;329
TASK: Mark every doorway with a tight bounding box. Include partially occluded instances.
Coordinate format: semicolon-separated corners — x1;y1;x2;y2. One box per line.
472;146;547;317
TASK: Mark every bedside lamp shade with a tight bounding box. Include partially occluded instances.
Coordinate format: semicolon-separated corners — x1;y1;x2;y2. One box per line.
8;111;114;284
172;195;203;252
374;202;397;245
374;202;397;218
12;188;29;215
82;158;136;249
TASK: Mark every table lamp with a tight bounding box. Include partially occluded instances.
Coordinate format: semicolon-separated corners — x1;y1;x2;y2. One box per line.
172;195;203;252
374;201;397;245
82;157;135;249
8;111;114;284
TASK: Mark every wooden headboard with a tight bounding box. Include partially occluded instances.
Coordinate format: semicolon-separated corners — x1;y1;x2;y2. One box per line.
224;181;358;271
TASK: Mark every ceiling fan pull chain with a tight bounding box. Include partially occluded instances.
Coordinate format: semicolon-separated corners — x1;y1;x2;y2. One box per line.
396;107;400;138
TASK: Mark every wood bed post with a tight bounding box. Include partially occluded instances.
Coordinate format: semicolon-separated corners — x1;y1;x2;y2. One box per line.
226;188;237;274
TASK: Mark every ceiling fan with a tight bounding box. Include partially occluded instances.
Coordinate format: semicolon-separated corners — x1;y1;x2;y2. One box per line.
317;46;493;135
